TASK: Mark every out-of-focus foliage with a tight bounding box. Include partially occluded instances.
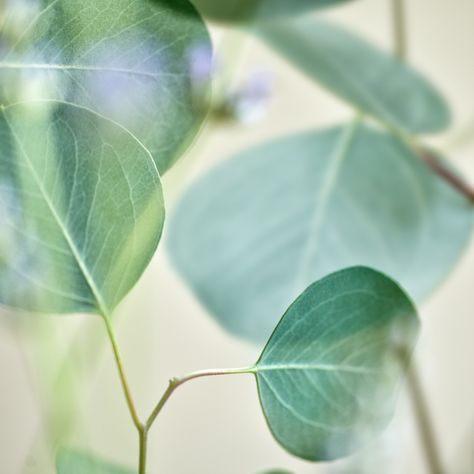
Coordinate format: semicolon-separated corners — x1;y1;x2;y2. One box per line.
259;18;450;134
0;101;164;314
56;448;133;474
165;0;353;23
167;123;473;342
0;0;211;173
255;267;419;460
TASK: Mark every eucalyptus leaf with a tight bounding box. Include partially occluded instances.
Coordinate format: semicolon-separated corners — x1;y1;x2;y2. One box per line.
0;0;211;174
166;0;352;23
254;266;419;461
167;123;472;342
259;18;450;134
56;448;133;474
259;470;293;474
0;101;164;315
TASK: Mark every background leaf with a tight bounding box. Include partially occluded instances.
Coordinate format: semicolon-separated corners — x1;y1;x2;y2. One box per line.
258;470;293;474
255;266;419;461
165;0;353;23
0;0;211;174
56;448;133;474
167;123;472;342
259;18;450;134
0;101;164;315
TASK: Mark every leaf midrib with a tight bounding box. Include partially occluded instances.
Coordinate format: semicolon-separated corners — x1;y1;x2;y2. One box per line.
293;119;359;290
0;62;184;80
3;110;110;316
256;363;379;375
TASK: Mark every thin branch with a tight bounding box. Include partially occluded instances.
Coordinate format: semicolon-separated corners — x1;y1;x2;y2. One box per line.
139;429;148;474
416;147;474;203
102;315;143;431
406;359;445;474
392;0;408;61
145;367;254;431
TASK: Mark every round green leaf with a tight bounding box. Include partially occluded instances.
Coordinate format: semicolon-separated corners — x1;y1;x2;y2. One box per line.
167;123;472;342
0;101;164;315
57;448;133;474
255;266;419;461
169;0;352;23
259;18;450;134
0;0;211;174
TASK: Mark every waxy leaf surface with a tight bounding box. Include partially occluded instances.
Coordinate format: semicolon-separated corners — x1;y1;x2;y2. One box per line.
0;101;164;315
57;448;133;474
259;18;450;134
0;0;211;173
168;0;352;23
255;267;419;460
167;123;472;342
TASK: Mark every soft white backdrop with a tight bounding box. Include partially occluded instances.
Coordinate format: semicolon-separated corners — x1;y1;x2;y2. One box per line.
1;0;473;473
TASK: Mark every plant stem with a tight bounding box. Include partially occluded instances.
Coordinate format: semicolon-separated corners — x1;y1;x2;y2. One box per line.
390;1;445;470
405;360;445;474
415;147;474;203
392;0;407;61
138;428;148;474
145;367;254;431
102;315;143;431
388;0;474;204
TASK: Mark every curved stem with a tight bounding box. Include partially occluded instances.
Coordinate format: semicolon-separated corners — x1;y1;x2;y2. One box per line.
102;314;143;431
392;0;407;61
145;367;254;431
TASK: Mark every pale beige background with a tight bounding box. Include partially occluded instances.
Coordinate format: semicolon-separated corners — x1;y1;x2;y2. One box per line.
1;0;473;473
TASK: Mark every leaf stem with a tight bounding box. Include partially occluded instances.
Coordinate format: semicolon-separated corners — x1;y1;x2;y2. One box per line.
388;0;474;203
145;367;254;431
405;360;445;474
102;314;143;432
392;0;407;62
390;1;446;469
414;147;474;203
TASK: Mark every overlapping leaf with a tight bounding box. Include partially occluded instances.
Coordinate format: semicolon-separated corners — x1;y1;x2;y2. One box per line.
167;123;472;342
254;267;419;460
0;101;164;315
57;448;133;474
259;18;450;134
0;0;211;173
166;0;352;23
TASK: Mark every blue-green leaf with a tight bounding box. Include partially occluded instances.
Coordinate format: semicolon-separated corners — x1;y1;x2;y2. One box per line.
173;0;353;23
258;470;293;474
0;101;164;315
259;18;450;134
255;267;419;461
56;448;133;474
0;0;211;173
167;123;472;342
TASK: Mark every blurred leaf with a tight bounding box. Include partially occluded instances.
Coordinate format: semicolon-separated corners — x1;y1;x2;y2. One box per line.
258;470;293;474
56;448;133;474
255;266;419;461
0;0;211;173
259;18;450;134
167;123;472;342
166;0;352;23
0;101;164;315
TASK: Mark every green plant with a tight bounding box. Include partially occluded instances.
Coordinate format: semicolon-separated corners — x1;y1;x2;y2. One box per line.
1;0;472;473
